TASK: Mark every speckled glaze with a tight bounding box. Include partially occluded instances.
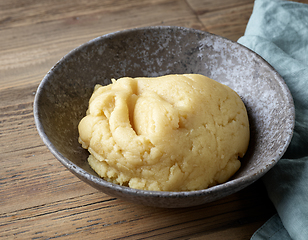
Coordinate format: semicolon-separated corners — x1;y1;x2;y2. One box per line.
33;26;295;208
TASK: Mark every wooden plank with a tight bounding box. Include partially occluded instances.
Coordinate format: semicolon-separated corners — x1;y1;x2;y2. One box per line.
0;181;275;239
0;0;204;89
188;0;254;41
187;0;254;14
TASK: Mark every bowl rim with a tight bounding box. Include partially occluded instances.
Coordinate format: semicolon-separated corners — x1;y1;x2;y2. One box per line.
33;25;295;199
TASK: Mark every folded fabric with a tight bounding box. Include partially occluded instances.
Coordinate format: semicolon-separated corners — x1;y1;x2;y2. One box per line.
237;0;308;239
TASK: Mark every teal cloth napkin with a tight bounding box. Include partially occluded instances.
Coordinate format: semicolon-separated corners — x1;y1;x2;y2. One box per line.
237;0;308;239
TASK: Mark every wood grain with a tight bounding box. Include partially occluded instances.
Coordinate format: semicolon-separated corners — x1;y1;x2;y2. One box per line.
0;0;204;89
0;0;287;239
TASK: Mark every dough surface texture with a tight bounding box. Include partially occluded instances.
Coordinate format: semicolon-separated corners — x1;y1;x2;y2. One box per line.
78;74;250;191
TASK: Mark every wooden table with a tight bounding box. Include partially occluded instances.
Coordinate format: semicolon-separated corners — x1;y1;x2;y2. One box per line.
1;0;306;239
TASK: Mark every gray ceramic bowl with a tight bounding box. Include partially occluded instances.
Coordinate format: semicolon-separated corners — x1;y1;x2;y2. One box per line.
33;26;294;208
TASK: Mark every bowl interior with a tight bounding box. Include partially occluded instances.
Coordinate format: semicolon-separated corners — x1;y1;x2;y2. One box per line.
34;26;294;207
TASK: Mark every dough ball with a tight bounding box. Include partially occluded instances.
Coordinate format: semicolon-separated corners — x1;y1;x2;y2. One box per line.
78;74;250;191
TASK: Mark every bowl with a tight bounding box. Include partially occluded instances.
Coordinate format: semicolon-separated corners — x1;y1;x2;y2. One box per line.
33;26;294;208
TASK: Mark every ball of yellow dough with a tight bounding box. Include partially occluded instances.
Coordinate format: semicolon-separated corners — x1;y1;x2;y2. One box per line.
78;74;250;191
